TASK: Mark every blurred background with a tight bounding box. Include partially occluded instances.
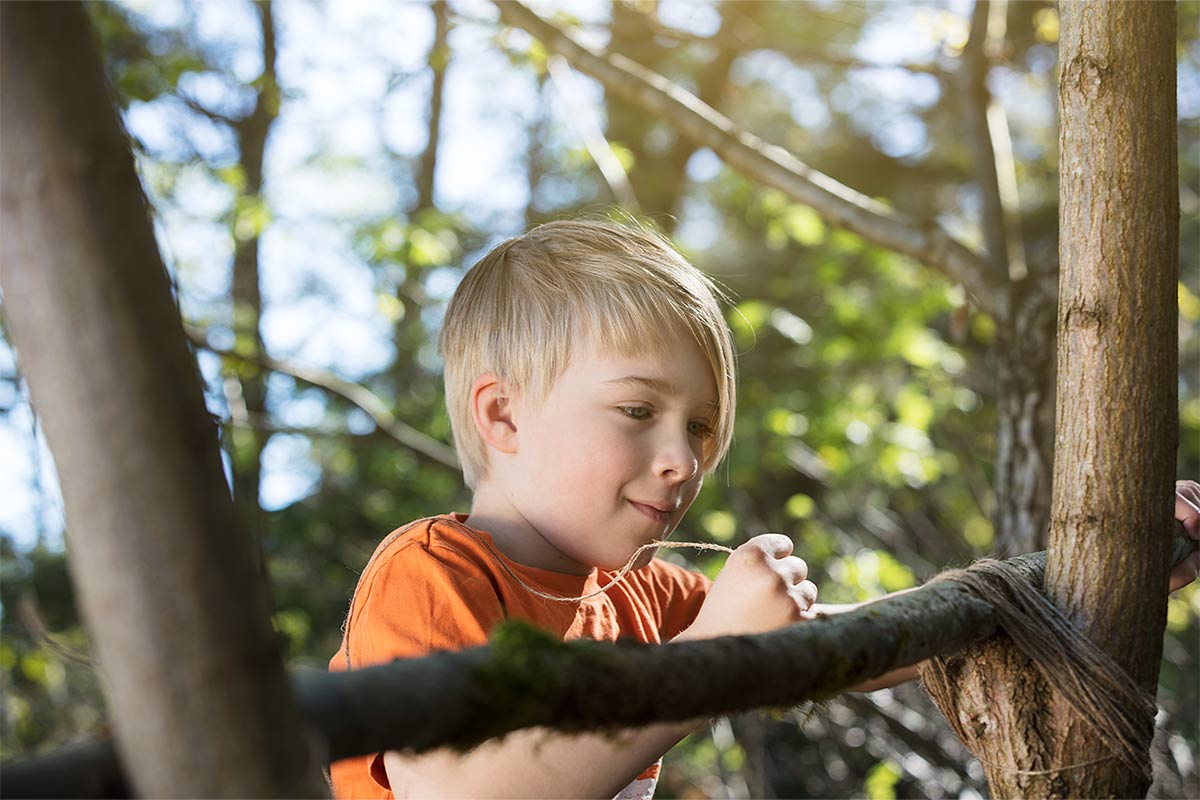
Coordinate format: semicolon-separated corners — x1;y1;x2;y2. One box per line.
1;1;1196;797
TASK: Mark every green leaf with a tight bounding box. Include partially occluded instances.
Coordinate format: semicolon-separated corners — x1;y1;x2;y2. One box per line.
700;510;737;542
864;759;902;800
782;205;825;246
785;494;815;519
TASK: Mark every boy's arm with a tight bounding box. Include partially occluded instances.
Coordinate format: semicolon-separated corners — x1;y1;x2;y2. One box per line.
384;722;697;799
808;593;919;692
384;533;817;799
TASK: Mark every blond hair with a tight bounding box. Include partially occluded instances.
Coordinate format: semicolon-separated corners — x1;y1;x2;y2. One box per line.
438;218;736;488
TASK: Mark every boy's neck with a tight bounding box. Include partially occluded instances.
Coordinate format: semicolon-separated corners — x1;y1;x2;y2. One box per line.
466;482;595;576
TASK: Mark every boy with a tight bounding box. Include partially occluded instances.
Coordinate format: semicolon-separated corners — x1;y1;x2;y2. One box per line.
330;219;1200;799
330;218;819;799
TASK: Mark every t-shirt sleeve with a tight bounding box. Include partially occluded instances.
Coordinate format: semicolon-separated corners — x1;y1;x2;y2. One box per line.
343;540;506;792
346;540;506;667
654;562;712;641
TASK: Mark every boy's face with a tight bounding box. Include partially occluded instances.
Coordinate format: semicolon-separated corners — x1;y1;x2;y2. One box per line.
493;332;719;574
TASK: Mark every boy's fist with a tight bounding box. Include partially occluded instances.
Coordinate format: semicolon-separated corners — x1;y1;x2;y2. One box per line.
679;533;817;641
1171;480;1200;593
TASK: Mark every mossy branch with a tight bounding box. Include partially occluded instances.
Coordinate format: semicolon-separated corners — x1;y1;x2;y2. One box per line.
3;529;1192;799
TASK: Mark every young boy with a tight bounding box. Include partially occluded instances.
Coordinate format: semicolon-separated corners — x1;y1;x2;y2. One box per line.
329;218;819;799
329;218;1200;799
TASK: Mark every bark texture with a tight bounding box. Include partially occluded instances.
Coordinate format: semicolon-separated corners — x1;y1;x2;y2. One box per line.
0;3;323;796
926;4;1179;796
1044;0;1178;792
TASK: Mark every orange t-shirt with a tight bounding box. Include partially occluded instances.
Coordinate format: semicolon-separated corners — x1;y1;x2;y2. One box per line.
328;514;711;800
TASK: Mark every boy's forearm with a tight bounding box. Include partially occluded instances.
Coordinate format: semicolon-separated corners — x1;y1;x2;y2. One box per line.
384;719;701;799
811;593;921;692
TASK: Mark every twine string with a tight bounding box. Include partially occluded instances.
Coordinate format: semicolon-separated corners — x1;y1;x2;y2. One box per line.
919;558;1157;780
445;516;735;602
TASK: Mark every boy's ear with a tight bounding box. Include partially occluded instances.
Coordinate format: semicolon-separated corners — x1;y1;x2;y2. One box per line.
469;373;519;455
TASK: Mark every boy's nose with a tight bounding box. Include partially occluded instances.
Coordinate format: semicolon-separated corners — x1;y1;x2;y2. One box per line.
654;432;700;483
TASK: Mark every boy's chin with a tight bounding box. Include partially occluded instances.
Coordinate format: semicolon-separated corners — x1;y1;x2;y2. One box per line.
630;546;660;570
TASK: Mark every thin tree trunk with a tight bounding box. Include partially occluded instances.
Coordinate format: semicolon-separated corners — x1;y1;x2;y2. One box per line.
992;272;1057;555
1041;1;1178;794
959;0;1058;556
0;3;323;796
925;4;1179;796
229;0;279;541
655;1;758;233
390;0;449;397
414;0;447;215
524;71;549;229
605;1;755;231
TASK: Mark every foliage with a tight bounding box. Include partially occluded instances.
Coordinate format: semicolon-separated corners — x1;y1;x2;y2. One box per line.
1;1;1196;797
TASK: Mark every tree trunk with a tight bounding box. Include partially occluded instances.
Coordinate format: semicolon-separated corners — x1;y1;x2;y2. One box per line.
923;4;1179;796
992;271;1057;555
390;0;449;397
228;0;279;542
0;3;323;796
1042;0;1178;793
958;0;1057;557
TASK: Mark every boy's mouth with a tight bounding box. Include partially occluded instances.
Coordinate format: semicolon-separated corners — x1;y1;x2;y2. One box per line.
628;500;674;524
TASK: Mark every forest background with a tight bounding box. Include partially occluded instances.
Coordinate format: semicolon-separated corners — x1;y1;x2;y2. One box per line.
1;1;1197;798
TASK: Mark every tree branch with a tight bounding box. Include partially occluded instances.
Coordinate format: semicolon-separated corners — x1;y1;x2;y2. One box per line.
546;54;641;211
624;7;948;78
176;93;237;128
5;528;1194;798
185;324;460;470
17;591;94;666
495;1;1007;319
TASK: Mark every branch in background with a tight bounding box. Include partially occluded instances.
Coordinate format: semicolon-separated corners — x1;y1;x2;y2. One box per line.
184;324;460;470
840;691;968;771
625;6;948;78
225;409;375;441
546;54;641;212
766;45;947;78
535;3;949;78
176;93;237;128
523;70;549;228
959;0;1026;283
495;2;1005;319
17;592;93;666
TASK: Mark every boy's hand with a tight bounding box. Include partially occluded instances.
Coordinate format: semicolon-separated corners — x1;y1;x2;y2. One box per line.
679;534;817;640
1171;480;1200;593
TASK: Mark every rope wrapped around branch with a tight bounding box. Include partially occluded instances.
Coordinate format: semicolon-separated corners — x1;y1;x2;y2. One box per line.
917;540;1188;780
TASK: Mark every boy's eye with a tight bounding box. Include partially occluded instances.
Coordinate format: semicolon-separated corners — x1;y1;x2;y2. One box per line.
618;406;653;420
